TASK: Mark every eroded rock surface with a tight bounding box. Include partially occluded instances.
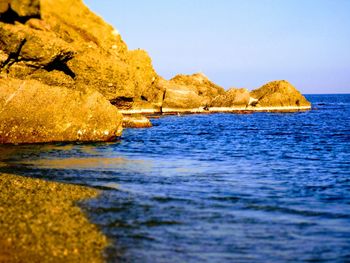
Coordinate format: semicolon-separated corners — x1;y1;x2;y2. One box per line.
0;0;312;143
161;73;225;111
0;0;162;110
0;0;40;23
210;88;251;108
0;78;123;144
250;80;311;108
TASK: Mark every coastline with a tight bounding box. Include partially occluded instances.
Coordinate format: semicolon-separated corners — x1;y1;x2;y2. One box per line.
0;173;107;263
120;105;312;115
209;105;312;112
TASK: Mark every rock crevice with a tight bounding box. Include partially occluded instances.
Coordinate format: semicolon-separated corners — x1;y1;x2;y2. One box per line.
0;0;41;24
43;55;76;79
1;38;26;70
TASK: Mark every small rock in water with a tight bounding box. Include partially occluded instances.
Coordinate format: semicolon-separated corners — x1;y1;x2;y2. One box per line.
123;114;153;128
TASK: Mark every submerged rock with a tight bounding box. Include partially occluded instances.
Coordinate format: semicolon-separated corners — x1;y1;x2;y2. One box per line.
250;80;311;108
0;78;123;144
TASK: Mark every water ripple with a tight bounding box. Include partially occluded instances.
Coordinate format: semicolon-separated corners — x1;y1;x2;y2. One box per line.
1;94;350;263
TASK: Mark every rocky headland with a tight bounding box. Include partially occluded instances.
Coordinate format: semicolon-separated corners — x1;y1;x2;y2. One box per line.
0;1;312;261
0;0;311;143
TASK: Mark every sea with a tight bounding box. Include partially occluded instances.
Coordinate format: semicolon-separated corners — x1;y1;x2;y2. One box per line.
0;94;349;263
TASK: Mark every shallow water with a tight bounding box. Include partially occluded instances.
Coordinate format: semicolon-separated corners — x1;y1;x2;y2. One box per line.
1;94;350;262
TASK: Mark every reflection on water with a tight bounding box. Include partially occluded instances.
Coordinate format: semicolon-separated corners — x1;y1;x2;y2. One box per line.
22;157;143;170
1;94;350;263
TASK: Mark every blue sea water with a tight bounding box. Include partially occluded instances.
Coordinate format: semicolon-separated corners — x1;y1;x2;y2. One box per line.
0;94;350;262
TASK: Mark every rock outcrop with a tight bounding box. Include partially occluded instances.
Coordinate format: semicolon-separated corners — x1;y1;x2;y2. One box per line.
171;73;225;100
161;78;204;111
0;0;41;22
0;78;123;144
161;73;225;112
0;0;166;143
0;0;162;110
122;115;153;128
210;88;251;108
0;0;312;145
250;80;311;108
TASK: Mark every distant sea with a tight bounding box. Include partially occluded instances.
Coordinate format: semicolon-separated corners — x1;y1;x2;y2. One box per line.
1;94;349;262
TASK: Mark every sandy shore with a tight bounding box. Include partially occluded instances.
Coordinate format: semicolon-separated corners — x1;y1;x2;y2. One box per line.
0;173;107;263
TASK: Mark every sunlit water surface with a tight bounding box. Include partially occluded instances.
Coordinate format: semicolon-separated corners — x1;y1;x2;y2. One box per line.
1;94;349;262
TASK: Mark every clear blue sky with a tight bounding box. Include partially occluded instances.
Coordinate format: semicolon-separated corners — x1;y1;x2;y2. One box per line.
84;0;350;94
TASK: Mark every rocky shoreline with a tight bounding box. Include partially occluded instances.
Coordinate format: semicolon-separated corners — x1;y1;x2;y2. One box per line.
122;105;311;115
121;104;311;128
0;0;311;261
0;0;311;144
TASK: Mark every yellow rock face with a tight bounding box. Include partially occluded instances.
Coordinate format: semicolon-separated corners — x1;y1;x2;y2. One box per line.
250;80;311;107
0;0;162;110
161;73;226;110
0;0;312;125
211;88;251;107
123;115;153;129
0;0;40;18
0;78;123;144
